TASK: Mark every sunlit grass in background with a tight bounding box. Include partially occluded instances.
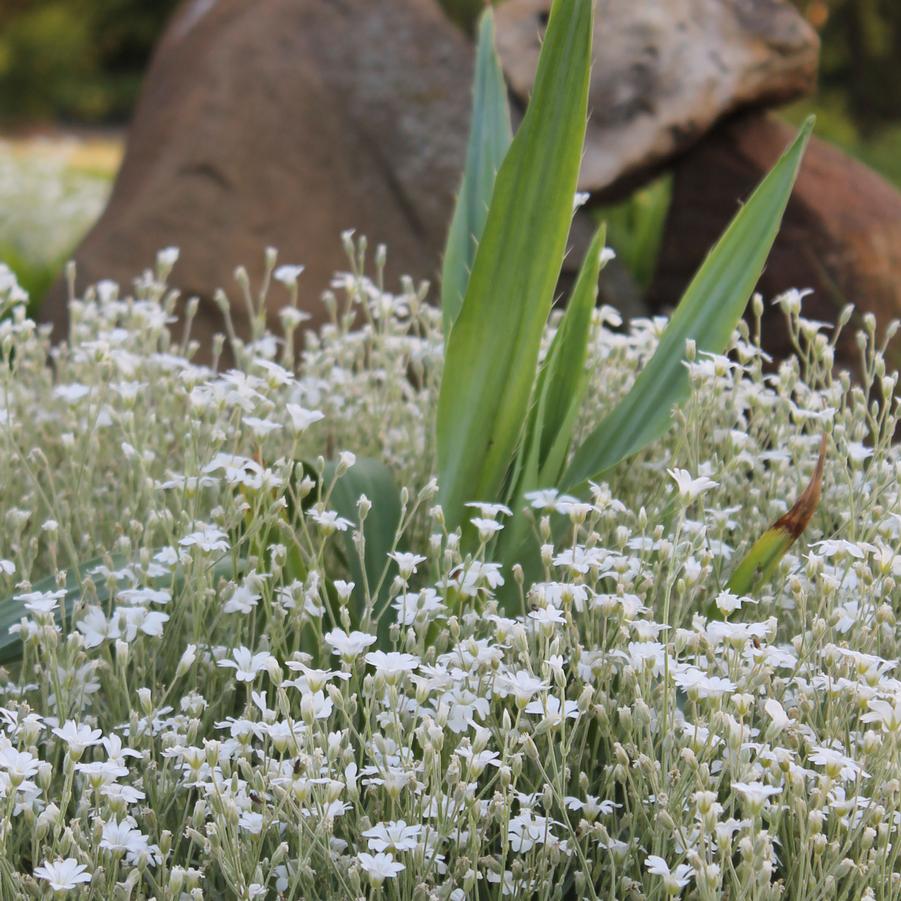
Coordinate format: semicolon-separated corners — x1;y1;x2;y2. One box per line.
0;132;120;309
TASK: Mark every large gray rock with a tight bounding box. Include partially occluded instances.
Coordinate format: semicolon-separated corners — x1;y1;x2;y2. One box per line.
495;0;819;198
41;0;474;344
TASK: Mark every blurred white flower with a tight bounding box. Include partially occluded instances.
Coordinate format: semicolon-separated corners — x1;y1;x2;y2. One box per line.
667;468;719;501
217;647;276;682
33;858;92;891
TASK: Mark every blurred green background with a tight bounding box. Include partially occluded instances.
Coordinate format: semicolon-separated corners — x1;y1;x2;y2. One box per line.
0;0;899;306
0;0;179;124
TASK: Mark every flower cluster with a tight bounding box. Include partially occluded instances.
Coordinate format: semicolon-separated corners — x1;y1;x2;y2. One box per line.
0;242;898;898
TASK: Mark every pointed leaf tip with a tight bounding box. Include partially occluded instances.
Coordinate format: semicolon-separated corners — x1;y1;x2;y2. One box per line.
723;435;827;602
561;117;814;490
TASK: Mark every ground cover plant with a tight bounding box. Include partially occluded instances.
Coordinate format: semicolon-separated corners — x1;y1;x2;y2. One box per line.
0;1;899;899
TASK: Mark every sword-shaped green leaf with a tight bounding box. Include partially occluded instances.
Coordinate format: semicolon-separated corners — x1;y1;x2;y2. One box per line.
505;223;608;518
534;224;608;487
441;9;512;336
437;0;593;530
494;226;607;610
562;117;815;490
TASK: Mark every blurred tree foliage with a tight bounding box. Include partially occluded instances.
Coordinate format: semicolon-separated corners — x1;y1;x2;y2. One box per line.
0;0;898;153
0;0;179;123
795;0;901;132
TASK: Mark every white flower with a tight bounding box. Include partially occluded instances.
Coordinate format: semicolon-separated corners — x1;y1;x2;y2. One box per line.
0;559;14;576
764;698;790;733
119;606;169;641
732;781;783;809
280;306;311;328
325;628;376;660
808;747;869;781
101;734;142;765
235;810;263;834
645;855;694;892
217;647;276;682
564;795;621;819
667;468;719;501
445;561;504;597
846;441;873;463
256;359;295;388
100;819;146;854
861;696;901;733
33;858;92;892
242;415;281;437
528;606;566;627
274;264;305;285
176;644;198;677
357;851;404;883
599;246;616;266
714;589;753;615
525;488;564;510
508;810;559;853
286;404;324;433
471;517;504;540
223;579;262;615
496;670;548;707
296;689;333;720
76;759;129;783
809;539;869;559
389;552;426;579
524;695;579;726
52;720;103;756
307;509;354;533
362;820;421;853
179;526;230;554
54;383;90;403
157;246;180;267
117;587;170;606
674;668;736;699
16;588;66;615
573;191;590;211
77;607;119;648
464;502;512;519
0;746;40;785
364;651;420;677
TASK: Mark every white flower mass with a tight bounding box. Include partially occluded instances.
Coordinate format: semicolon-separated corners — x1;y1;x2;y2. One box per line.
0;248;898;898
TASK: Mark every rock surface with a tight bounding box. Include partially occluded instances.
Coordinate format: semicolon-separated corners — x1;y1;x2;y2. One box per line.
495;0;819;198
648;111;901;369
41;0;824;347
41;0;474;344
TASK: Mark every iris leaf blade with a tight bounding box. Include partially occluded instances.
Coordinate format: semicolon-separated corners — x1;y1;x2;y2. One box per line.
562;117;815;489
437;0;594;530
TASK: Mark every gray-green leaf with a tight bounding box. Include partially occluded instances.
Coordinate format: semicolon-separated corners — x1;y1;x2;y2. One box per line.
437;0;594;530
441;9;512;337
562;117;814;489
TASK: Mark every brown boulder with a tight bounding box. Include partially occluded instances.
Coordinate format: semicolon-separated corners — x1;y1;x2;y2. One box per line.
648;111;901;369
495;0;819;199
41;0;474;344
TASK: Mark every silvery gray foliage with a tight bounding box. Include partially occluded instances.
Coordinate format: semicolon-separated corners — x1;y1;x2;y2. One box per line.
0;245;899;899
